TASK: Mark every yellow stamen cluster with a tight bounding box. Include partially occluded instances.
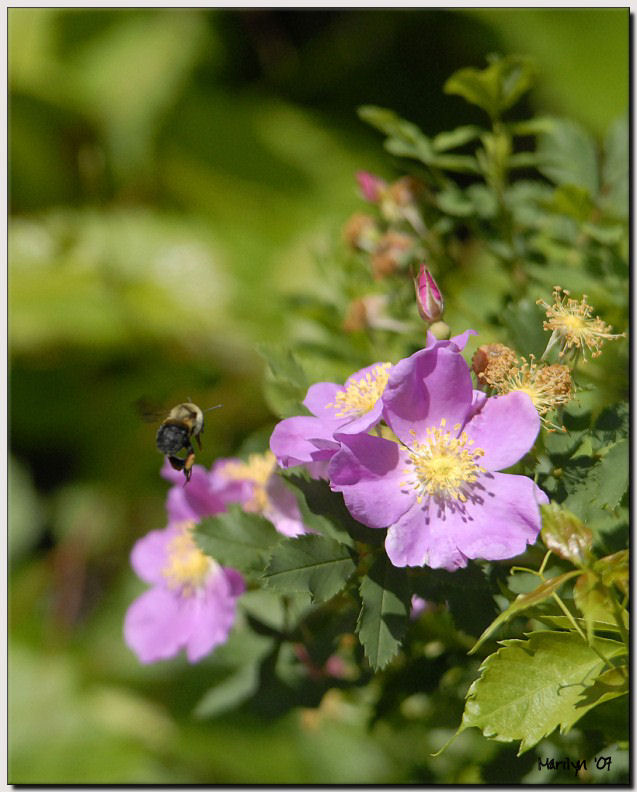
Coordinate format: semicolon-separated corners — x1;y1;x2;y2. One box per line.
485;353;572;419
326;363;392;419
221;451;277;513
537;286;625;361
162;521;214;596
401;419;486;503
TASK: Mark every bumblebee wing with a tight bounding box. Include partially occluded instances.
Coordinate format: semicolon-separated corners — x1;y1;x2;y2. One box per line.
134;397;167;424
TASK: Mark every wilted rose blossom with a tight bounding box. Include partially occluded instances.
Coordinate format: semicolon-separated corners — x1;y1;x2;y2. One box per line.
329;339;548;570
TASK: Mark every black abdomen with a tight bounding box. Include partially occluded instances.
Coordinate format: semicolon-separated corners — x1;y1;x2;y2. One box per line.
156;423;189;455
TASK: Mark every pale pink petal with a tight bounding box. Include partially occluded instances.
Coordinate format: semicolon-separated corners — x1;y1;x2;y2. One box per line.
124;586;190;664
329;433;414;529
464;392;540;471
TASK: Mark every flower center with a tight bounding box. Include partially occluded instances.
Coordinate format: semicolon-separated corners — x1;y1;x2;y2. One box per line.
326;363;392;418
401;419;486;503
220;451;276;512
162;521;214;596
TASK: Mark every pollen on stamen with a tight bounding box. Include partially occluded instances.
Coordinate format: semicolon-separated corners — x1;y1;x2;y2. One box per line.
400;418;486;504
326;363;392;419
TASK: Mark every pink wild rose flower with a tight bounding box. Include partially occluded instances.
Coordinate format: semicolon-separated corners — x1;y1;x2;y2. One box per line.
328;341;548;570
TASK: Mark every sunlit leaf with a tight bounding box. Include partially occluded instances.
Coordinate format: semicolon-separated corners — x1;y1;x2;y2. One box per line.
195;506;280;575
262;534;355;603
460;631;626;754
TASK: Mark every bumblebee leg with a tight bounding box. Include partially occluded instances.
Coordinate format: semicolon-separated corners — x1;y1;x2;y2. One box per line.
195;431;203;450
168;455;185;471
183;451;196;485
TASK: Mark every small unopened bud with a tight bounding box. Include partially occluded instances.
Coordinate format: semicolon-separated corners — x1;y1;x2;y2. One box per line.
414;264;444;323
356;171;386;203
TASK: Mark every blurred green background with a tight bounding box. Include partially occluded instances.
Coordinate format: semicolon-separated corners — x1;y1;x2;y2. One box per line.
9;8;628;783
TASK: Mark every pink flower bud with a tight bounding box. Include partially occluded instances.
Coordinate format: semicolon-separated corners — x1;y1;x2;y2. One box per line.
415;264;444;323
356;171;386;203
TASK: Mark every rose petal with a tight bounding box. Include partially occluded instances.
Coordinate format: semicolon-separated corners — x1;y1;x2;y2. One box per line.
183;568;242;663
130;526;173;585
264;474;307;537
452;472;547;560
384;346;474;444
303;381;344;420
464;391;540;471
329;433;414;529
124;586;189;664
385;471;547;569
385;500;468;570
270;415;340;468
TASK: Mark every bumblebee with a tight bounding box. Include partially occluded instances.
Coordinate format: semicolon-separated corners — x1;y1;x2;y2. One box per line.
155;402;220;484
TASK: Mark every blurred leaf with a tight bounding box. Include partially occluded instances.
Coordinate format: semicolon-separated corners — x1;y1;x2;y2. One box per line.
444;55;536;119
432;125;483;152
358;105;434;164
549;184;595;222
262;535;355;603
460;631;626;754
540;503;593;566
537;118;599;194
600;115;628;218
194;663;260;719
257;344;311;419
429;153;481;174
357;554;410;670
9;457;45;563
195;507;280;576
500;298;548;359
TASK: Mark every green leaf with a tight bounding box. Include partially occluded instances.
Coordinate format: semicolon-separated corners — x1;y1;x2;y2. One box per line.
549;184;595;222
195;506;280;575
540;503;593;566
256;343;310;419
432;125;483;152
283;473;383;546
574;666;629;710
411;564;497;637
564;439;629;517
444;55;535;120
428;153;481;174
460;631;626;754
537;118;599;194
591;403;628;451
358;105;433;164
573;570;625;643
262;534;356;603
469;570;582;654
356;554;410;670
600;115;628;218
194;661;260;719
594;550;629;596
